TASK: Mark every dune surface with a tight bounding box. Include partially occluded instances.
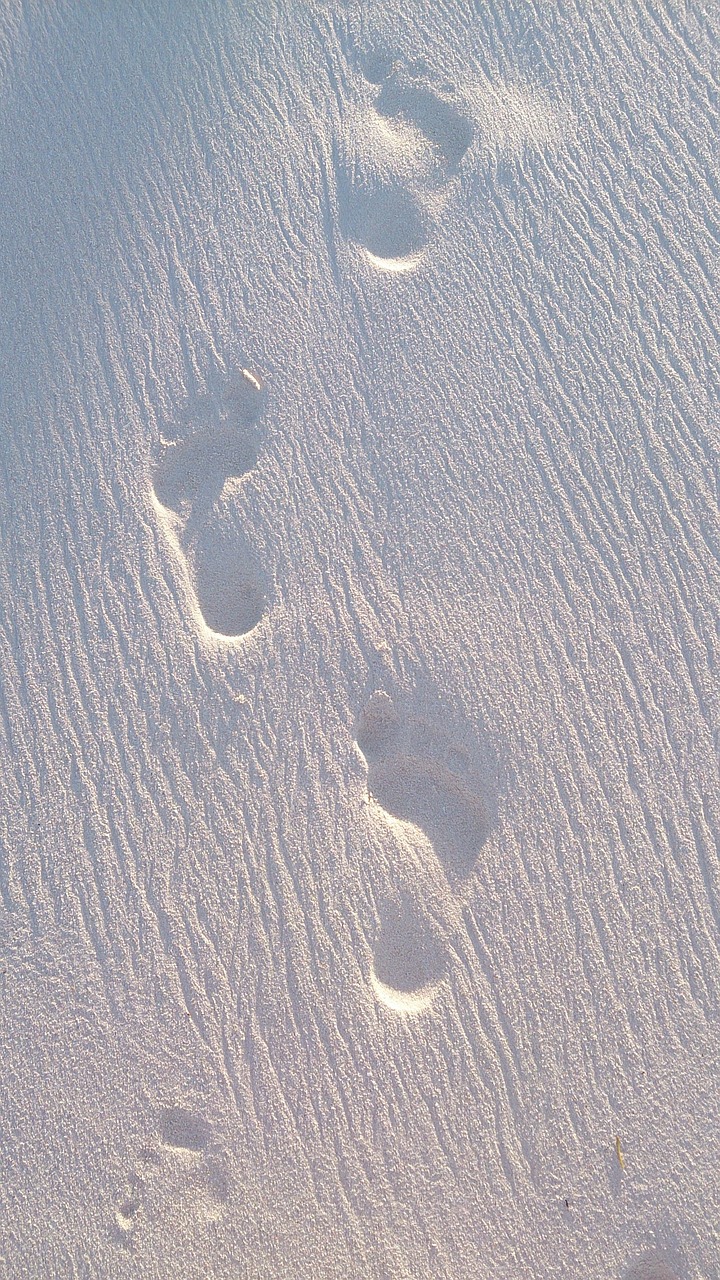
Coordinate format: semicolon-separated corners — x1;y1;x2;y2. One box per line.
0;2;719;1277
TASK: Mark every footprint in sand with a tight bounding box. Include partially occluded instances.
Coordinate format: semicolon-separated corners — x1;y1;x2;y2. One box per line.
114;1107;231;1243
357;691;492;887
338;59;475;271
158;1106;212;1153
113;1170;144;1239
156;1107;231;1218
341;51;564;271
356;690;494;1012
151;368;268;639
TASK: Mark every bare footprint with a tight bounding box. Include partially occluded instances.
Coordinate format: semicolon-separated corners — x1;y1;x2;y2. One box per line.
151;367;268;640
356;689;494;1013
113;1107;231;1241
357;691;492;889
339;58;475;274
625;1255;683;1280
113;1171;143;1240
192;521;267;639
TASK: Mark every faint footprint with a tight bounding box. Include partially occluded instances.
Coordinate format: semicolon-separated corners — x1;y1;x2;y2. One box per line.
159;1106;211;1153
152;367;268;639
356;689;494;1013
158;1107;231;1219
115;1107;230;1239
625;1254;683;1280
113;1171;143;1241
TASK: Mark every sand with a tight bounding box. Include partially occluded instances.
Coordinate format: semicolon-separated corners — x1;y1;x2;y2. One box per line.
0;2;718;1277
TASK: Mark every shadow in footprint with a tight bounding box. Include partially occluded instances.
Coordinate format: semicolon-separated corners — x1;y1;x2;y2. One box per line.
192;523;267;639
360;46;397;86
338;176;428;268
357;691;493;889
372;896;446;1013
159;1107;211;1153
376;72;474;172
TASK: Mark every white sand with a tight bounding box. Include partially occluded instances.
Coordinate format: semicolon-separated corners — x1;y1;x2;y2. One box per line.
0;3;718;1277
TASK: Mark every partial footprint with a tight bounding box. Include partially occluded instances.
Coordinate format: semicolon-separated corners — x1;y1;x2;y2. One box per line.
152;367;268;640
371;895;446;1013
153;422;260;517
375;69;474;173
159;1106;211;1153
113;1171;143;1240
192;520;267;639
357;691;492;889
625;1255;683;1280
339;172;429;271
154;369;264;517
197;1152;232;1210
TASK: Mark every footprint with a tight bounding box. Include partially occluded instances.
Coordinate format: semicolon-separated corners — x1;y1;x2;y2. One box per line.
356;690;494;1013
156;1107;231;1220
192;520;267;639
113;1172;143;1240
151;367;268;640
113;1107;230;1241
159;1106;211;1153
357;691;492;889
625;1256;683;1280
339;59;475;273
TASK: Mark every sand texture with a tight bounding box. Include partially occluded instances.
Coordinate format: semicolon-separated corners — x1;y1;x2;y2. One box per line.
0;2;719;1277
